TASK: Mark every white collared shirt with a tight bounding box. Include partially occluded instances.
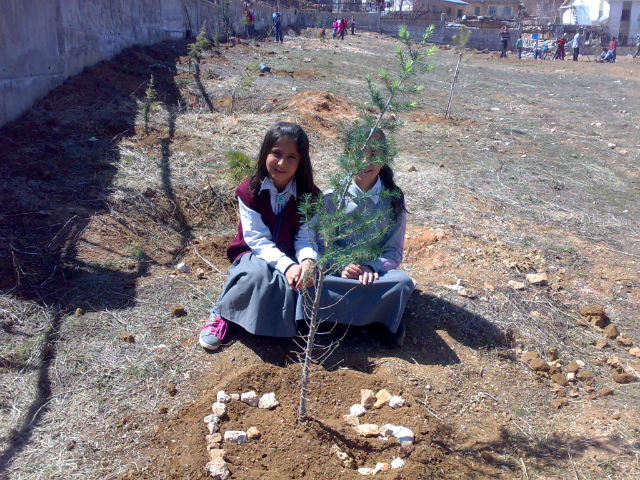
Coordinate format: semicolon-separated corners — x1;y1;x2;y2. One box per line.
238;177;317;274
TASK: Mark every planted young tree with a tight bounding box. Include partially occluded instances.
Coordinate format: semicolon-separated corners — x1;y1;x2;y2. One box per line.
445;25;471;119
188;21;212;73
143;74;160;134
296;25;436;424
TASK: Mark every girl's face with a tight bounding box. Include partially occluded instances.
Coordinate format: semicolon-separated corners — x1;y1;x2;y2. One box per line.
354;145;382;191
265;136;300;191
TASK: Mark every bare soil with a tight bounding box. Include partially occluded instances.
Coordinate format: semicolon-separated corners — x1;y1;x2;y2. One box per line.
1;30;639;480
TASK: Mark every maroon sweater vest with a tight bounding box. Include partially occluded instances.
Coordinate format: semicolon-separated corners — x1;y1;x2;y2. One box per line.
226;178;320;264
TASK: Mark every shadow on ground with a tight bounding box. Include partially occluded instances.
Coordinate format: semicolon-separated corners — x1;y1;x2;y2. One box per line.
0;40;192;473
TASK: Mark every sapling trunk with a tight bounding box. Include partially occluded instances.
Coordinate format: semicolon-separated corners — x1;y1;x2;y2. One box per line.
297;270;325;424
445;53;462;119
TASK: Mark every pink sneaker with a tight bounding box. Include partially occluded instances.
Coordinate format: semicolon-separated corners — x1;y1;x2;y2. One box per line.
199;315;228;351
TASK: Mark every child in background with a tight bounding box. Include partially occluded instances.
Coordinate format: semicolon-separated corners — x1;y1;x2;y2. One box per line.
199;122;320;350
332;18;339;39
313;127;415;347
516;35;523;59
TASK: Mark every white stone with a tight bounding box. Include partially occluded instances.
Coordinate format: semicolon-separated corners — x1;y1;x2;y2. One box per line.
207;422;220;434
373;462;391;474
224;430;248;444
576;360;585;368
391;425;415;445
204;414;220;425
567;372;576;382
258;392;280;409
176;262;190;273
206;460;230;479
230;393;240;401
354;424;380;437
211;402;227;417
241;391;259;407
358;467;374;475
391;458;405;469
389;396;405;409
350;404;366;417
217;391;231;403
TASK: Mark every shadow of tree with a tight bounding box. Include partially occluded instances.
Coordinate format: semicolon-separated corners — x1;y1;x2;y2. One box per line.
0;39;191;473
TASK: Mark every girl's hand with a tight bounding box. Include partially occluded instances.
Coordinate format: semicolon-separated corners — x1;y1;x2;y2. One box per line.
297;259;316;290
359;265;379;285
341;263;363;280
286;264;304;291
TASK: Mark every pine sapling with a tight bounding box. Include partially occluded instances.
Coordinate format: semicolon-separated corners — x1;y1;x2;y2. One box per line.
143;74;160;134
188;21;211;73
445;25;471;119
296;25;436;424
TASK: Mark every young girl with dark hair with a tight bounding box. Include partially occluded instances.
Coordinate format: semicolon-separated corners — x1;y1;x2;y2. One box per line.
199;122;320;350
315;128;414;347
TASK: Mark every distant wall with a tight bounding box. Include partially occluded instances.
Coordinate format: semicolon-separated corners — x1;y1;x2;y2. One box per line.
0;0;300;127
300;12;520;50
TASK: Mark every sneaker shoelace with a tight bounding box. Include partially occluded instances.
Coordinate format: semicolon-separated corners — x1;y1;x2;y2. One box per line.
202;317;228;341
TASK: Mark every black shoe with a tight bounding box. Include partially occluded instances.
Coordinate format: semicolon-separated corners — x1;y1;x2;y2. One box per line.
389;322;406;348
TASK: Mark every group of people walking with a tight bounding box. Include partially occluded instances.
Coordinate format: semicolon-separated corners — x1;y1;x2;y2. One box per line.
332;17;355;40
499;26;631;64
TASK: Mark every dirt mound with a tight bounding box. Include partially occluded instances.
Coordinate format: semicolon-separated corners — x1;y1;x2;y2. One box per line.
145;363;475;479
286;91;359;137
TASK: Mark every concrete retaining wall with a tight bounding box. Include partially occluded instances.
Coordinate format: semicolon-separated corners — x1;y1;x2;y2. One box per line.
0;0;300;127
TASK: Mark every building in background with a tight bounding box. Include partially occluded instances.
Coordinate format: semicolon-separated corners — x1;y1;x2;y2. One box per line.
463;0;521;18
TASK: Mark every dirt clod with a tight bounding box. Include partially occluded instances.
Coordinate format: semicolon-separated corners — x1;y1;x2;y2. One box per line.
74;308;85;317
551;398;568;409
597;387;615;397
551;373;568;386
566;361;580;373
603;324;620;339
172;304;186;317
119;332;135;343
576;370;595;381
580;305;607;318
612;372;638;384
547;347;559;361
596;338;609;349
529;358;550;372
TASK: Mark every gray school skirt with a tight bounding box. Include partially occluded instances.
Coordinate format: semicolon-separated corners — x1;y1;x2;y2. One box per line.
309;270;415;333
212;254;414;337
212;253;304;338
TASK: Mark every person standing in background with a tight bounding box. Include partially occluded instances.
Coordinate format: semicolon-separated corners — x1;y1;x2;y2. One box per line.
499;26;511;58
273;6;283;44
516;34;523;59
572;30;582;61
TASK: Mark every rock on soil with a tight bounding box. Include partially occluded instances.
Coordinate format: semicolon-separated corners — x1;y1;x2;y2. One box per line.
374;389;392;409
521;351;540;363
350;404;367;416
580;305;607;318
206;459;230;480
206;433;223;448
247;427;261;439
526;272;548;286
119;332;135;343
547;347;559;361
508;281;526;291
630;347;640;358
391;458;405;468
529;358;550;372
373;462;391;474
358;467;374;475
217;391;231;403
551;398;568;409
354;424;380;437
597;387;614;397
566;361;580;373
211;402;227;417
612;372;638;384
616;334;633;347
258;392;280;409
361;389;376;408
241;391;259;407
224;431;248;444
386;425;415;444
552;373;568;386
577;370;595;381
389;396;405;408
596;338;609;349
343;414;360;426
74;308;85;317
171;304;186;317
603;324;619;339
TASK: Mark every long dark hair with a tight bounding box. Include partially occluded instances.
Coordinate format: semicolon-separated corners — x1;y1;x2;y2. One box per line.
250;122;314;197
365;128;406;221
